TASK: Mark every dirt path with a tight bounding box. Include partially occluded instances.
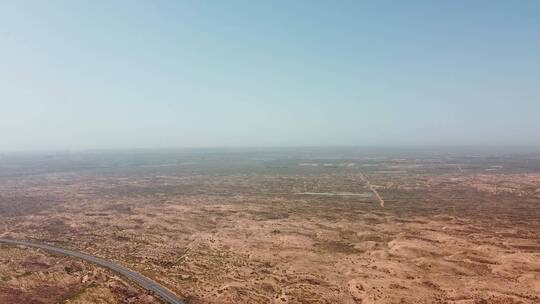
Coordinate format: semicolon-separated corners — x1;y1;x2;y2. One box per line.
359;172;385;207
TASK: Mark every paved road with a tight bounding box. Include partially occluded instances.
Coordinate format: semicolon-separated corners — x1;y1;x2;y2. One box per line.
0;238;185;304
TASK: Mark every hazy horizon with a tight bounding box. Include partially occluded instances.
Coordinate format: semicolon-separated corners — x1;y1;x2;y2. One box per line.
3;145;540;156
1;1;539;151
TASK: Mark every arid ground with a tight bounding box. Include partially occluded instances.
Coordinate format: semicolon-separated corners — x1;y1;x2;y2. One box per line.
1;148;539;303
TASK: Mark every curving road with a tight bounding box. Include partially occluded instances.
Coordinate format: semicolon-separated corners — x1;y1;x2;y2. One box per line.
0;238;185;304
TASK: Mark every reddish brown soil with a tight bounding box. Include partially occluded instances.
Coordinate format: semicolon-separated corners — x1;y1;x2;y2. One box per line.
0;150;539;303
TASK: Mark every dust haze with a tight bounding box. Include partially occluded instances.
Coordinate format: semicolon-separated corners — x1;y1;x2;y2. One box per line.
1;148;539;303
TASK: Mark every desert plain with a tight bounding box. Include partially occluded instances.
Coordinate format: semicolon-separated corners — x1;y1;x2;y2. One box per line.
0;148;539;303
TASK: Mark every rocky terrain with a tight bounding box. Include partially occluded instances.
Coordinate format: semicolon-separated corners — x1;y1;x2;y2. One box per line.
0;246;157;303
0;148;539;303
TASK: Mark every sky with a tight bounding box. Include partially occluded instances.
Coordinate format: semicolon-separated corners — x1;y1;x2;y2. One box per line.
1;1;539;151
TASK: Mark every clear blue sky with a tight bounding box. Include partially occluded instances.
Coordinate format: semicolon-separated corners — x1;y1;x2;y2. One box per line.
1;1;539;150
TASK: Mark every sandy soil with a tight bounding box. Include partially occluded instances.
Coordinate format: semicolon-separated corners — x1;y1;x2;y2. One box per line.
0;150;539;303
0;246;158;303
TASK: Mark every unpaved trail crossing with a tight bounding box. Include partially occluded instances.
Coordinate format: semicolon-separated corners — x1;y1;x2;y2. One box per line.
359;172;385;207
